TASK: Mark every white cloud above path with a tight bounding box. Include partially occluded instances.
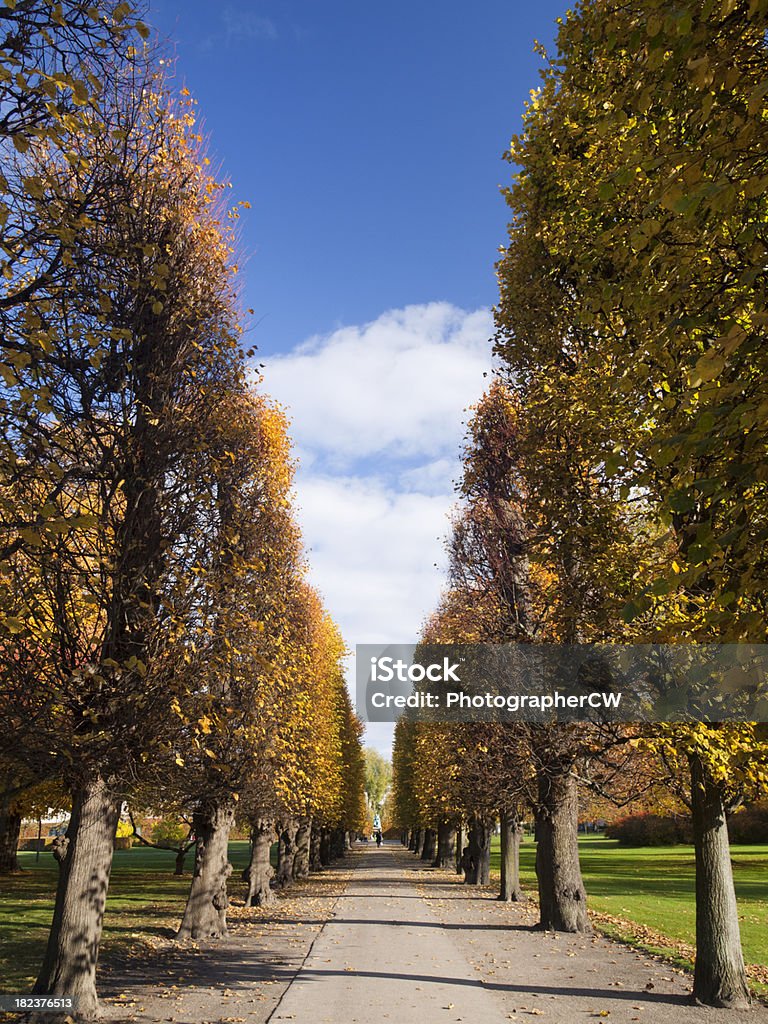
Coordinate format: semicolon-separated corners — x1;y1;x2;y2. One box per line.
260;302;494;753
264;303;492;470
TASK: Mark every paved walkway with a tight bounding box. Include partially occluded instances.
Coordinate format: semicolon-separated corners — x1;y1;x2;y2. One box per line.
268;844;513;1023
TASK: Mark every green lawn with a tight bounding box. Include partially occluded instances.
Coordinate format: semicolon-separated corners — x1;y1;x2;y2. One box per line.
491;834;768;972
0;841;253;993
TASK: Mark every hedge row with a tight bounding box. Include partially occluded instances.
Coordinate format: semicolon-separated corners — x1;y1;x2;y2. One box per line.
606;807;768;846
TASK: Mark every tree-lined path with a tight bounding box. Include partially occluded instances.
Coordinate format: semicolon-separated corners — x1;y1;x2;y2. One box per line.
100;846;768;1024
269;844;512;1023
2;1;768;1018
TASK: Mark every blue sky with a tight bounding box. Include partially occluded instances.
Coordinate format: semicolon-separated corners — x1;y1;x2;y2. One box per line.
147;0;569;354
146;0;571;753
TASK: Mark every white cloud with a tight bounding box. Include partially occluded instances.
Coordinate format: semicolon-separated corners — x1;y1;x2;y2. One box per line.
295;475;453;642
399;457;461;495
264;303;492;468
195;5;277;51
259;303;494;754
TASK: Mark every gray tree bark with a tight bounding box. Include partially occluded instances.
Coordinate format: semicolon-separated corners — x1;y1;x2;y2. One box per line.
176;798;234;940
535;768;589;932
33;773;120;1019
319;827;332;866
498;808;524;902
174;847;187;876
420;827;436;862
244;819;275;906
293;817;311;880
433;822;455;868
331;828;346;858
276;820;298;888
465;815;492;885
414;828;424;856
689;752;750;1008
309;825;322;871
0;794;22;873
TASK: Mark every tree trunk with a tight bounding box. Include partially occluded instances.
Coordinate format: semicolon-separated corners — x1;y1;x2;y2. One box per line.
465;815;492;884
420;827;436;862
174;847;187;876
276;820;297;888
689;752;750;1008
176;797;234;940
408;829;417;852
433;822;455;868
309;825;322;870
455;825;463;874
0;795;22;873
499;809;524;901
293;817;311;880
319;827;331;866
535;768;589;932
245;820;275;906
414;828;424;856
331;828;346;858
33;773;120;1019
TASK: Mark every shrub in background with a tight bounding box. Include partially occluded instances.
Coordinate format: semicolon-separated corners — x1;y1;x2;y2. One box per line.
606;813;693;846
728;802;768;844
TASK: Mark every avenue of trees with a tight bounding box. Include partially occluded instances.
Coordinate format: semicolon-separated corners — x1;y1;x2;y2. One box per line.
394;0;768;1011
2;0;768;1019
363;746;392;820
0;2;365;1018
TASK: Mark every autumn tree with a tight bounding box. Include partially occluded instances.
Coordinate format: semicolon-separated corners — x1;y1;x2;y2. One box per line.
0;0;150;323
0;775;69;872
297;594;365;865
167;394;360;932
167;392;300;939
1;1;365;1010
1;57;248;1011
233;570;364;905
0;0;150;862
337;689;368;846
446;383;537;896
394;386;541;896
125;802;195;876
495;0;768;1002
364;748;392;816
392;716;422;847
436;384;595;911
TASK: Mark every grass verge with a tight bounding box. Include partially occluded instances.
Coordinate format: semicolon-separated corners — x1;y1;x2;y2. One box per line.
0;841;253;993
490;834;768;994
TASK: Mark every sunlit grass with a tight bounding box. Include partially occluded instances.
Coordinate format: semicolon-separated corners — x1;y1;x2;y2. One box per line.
490;834;768;975
0;841;253;993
